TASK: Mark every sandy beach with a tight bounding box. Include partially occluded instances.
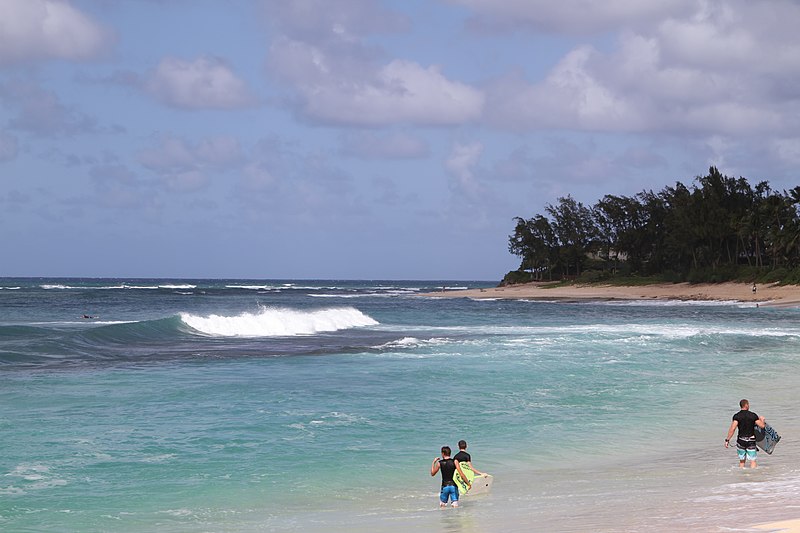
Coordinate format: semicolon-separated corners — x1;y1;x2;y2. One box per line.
753;519;800;532
428;281;800;307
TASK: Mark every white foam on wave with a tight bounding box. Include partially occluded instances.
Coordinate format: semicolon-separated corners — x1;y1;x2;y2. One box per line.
308;290;418;298
6;463;67;492
39;283;191;290
696;473;800;504
416;322;800;339
225;285;277;290
69;320;136;326
600;299;743;307
308;293;363;298
180;306;379;337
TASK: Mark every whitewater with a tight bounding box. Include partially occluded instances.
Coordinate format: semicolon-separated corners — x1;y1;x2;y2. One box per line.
180;306;378;337
2;278;800;532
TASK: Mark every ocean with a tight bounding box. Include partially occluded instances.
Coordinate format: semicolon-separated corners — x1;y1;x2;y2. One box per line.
2;278;799;532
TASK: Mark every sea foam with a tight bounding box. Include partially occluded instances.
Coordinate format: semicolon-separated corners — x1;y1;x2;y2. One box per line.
180;306;378;337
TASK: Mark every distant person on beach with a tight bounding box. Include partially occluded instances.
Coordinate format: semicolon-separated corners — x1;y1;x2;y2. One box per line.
453;440;484;476
725;399;766;468
752;283;757;293
431;445;469;508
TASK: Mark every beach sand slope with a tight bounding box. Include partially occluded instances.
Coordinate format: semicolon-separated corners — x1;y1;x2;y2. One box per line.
424;281;800;307
753;519;800;532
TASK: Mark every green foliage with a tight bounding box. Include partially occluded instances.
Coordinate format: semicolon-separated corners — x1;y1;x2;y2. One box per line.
659;270;685;283
615;263;633;277
577;270;612;283
509;167;800;285
762;267;788;284
782;268;800;285
687;265;739;284
501;270;534;286
735;266;764;282
603;275;671;286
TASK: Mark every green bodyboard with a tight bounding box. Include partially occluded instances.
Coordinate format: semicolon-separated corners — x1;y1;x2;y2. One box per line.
453;462;475;495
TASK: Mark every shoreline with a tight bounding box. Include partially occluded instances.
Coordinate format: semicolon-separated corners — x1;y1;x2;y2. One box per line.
424;281;800;307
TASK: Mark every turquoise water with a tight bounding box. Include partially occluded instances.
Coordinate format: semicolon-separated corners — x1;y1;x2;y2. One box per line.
2;279;800;531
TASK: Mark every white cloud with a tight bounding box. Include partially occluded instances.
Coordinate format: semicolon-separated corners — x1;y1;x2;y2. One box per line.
194;137;244;166
137;135;243;194
0;0;112;64
284;57;484;126
769;138;800;167
445;0;695;34
145;56;256;110
0;80;97;136
164;170;207;193
0;132;19;161
446;142;484;201
261;0;408;43
656;3;800;75
241;163;277;192
88;164;155;210
484;1;800;136
486;47;642;132
267;36;378;88
138;135;243;171
614;146;668;170
340;131;429;159
265;1;482;126
138;136;195;170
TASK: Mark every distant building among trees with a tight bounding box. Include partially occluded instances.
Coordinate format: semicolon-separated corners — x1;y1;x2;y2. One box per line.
507;167;800;284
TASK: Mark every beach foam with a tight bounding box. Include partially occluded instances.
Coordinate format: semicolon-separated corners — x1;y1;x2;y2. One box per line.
375;336;453;349
180;306;378;337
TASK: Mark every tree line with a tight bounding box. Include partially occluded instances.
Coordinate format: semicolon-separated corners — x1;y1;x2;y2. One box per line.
507;167;800;284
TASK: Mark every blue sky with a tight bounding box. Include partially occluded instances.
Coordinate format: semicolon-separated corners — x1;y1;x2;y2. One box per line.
2;0;800;280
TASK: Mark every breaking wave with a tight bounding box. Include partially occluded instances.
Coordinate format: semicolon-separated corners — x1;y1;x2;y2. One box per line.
180;306;379;337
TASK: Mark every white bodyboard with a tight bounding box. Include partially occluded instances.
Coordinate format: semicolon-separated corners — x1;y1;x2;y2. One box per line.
465;473;493;496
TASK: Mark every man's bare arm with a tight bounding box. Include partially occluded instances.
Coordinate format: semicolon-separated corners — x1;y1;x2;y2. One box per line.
725;420;738;447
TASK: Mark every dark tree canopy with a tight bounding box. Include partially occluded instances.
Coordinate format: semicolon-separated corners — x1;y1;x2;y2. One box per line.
507;168;800;284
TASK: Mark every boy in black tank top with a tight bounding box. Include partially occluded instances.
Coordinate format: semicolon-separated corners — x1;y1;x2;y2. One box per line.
453;440;484;476
430;445;470;508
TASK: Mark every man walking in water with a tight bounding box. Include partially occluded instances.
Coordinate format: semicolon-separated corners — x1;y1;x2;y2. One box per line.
431;446;469;508
453;440;484;476
725;399;766;468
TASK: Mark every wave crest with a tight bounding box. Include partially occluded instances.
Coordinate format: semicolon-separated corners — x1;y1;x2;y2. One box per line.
180;306;378;337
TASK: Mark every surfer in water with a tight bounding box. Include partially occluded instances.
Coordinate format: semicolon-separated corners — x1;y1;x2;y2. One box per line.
431;445;469;508
454;440;484;476
725;399;766;468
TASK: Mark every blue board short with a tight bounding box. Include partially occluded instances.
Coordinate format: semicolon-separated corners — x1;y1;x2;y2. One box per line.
737;437;757;461
737;447;757;461
440;484;459;503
